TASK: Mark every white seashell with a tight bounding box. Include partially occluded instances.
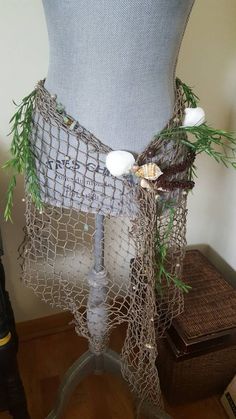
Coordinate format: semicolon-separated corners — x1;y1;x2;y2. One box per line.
140;178;153;190
183;107;205;127
157;187;168;192
135;163;163;181
106;150;135;177
131;165;140;173
144;342;155;350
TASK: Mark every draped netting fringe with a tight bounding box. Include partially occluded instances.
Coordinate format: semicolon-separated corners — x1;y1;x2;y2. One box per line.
19;79;193;414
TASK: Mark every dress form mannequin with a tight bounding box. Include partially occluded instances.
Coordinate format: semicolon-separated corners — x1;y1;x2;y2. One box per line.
43;0;195;153
41;2;195;418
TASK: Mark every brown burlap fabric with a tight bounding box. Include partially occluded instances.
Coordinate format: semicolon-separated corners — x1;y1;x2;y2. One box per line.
19;79;194;414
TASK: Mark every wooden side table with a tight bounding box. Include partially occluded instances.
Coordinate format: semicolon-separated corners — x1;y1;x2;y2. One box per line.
0;234;30;418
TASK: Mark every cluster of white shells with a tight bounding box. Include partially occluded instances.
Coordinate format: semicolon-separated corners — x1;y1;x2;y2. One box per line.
106;106;205;178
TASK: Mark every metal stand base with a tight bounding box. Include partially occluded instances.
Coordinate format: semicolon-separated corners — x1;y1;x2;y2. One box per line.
47;215;171;419
138;401;172;419
46;349;171;419
46;349;120;419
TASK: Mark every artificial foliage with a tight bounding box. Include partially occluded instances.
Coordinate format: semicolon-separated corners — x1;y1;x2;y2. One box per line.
3;90;43;221
153;78;236;294
176;78;199;107
159;79;236;170
155;202;192;295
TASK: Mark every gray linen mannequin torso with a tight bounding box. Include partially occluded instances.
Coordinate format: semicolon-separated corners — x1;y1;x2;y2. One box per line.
43;0;195;154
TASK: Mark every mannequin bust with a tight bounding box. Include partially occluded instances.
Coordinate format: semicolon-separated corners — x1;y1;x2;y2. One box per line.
42;0;195;154
25;4;197;415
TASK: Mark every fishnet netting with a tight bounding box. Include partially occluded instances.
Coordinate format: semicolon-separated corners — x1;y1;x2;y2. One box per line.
19;80;193;413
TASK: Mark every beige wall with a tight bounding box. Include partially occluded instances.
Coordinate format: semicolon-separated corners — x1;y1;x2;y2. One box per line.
177;0;236;270
0;0;57;321
0;0;235;322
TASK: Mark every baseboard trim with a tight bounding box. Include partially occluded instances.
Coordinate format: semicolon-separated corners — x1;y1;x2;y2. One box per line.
16;311;73;342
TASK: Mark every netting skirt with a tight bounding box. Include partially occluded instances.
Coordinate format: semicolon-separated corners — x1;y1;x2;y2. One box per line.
20;81;188;410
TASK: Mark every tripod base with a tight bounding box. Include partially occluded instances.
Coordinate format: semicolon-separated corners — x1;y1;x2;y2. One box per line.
138;401;172;419
46;349;171;419
46;349;120;419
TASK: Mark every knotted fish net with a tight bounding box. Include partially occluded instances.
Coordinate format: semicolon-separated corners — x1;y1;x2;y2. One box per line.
19;79;194;415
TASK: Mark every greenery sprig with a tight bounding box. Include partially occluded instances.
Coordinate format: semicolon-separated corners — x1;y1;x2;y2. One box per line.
158;124;236;170
155;203;191;295
154;79;236;295
3;90;43;222
176;78;199;108
159;79;236;170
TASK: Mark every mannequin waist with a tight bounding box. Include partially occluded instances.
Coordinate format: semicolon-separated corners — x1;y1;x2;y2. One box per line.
45;69;174;154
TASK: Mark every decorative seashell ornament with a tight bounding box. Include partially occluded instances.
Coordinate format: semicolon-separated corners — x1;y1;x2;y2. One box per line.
140;178;153;190
106;150;135;177
183;107;205;127
56;102;65;114
157;187;168;192
133;162;163;181
63;115;73;127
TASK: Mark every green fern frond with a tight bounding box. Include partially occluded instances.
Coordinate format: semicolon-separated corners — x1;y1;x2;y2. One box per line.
176;78;199;108
3;89;43;222
155;204;191;295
